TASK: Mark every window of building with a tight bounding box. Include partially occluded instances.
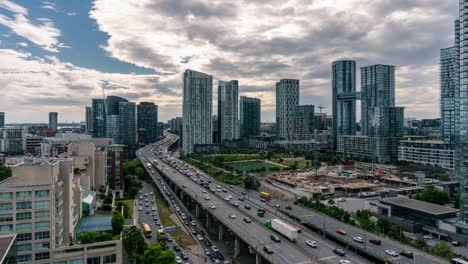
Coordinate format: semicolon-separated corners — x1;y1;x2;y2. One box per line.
16;244;32;252
16;254;32;263
0;193;13;201
103;254;116;264
0;203;13;211
16;212;32;221
35;211;50;219
34;190;49;198
16;223;32;231
16;192;32;200
34;201;49;209
35;221;49;230
16;202;32;210
35;252;50;261
35;231;50;240
0;224;13;233
54;262;67;264
0;213;13;222
17;233;32;242
87;257;100;264
35;242;50;250
70;259;84;264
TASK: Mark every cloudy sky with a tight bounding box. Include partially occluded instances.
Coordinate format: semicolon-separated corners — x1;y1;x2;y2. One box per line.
0;0;458;123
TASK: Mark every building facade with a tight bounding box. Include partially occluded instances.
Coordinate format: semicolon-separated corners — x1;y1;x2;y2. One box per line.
0;112;4;128
168;117;183;134
373;107;404;137
0;127;24;155
398;140;455;170
107;145;124;198
361;65;396;136
290;105;315;140
48;112;58;132
137;102;158;144
118;102;136;160
239;96;261;139
332;60;357;149
218;80;239;142
182;70;213;155
91;99;106;138
337;135;403;163
85;107;93;135
441;46;458;145
276;79;299;140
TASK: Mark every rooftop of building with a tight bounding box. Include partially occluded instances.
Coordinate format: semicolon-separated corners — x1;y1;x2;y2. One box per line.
0;234;16;263
399;139;446;144
380;197;459;216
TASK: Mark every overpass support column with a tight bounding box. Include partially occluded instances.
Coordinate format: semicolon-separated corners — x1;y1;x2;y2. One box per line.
195;203;200;218
205;211;211;227
218;223;224;240
234;236;240;258
180;191;184;200
256;253;262;264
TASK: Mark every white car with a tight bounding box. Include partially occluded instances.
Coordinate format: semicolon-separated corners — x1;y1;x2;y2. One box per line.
339;260;351;264
211;246;219;252
338;197;346;202
229;214;236;219
353;236;364;243
196;234;204;241
423;234;434;239
204;195;210;200
175;256;182;263
385;249;398;257
209;204;216;209
305;240;317;248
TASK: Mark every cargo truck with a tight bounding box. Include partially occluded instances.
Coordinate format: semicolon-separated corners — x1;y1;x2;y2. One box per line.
264;219;299;242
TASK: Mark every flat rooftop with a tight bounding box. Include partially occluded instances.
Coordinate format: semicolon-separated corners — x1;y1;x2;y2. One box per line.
381;197;459;216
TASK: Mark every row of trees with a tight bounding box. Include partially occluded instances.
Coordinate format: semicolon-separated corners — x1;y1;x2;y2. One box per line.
123;160;145;198
123;226;175;264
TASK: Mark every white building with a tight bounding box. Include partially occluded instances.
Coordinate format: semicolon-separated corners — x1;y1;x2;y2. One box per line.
398;140;455;171
182;69;213;155
218;80;239;142
276;79;299;140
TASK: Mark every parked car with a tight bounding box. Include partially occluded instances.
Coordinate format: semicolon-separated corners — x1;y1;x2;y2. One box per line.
452;241;461;246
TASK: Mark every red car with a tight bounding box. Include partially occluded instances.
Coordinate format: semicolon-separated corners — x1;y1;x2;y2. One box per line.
369;239;381;245
336;229;346;235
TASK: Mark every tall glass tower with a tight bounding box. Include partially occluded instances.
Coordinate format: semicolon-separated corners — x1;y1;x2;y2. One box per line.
332;60;356;149
457;0;468;234
218;80;239;142
276;79;299;140
240;96;261;139
137;102;158;144
92;99;106;138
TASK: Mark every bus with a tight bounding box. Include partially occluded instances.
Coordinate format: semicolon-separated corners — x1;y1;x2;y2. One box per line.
452;258;468;264
142;224;152;238
260;192;272;201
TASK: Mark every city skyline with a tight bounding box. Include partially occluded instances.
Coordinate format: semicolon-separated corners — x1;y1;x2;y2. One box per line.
0;1;458;123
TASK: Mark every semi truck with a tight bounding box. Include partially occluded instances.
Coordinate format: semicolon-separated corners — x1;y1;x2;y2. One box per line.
264;219;299;242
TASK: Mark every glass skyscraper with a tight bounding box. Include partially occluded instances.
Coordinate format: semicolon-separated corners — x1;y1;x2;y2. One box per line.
361;64;395;136
239;96;261;139
48;112;58;132
332;60;356;149
118;102;137;160
276;79;299;140
137;102;158;144
290;105;315;140
92;99;106;138
0;112;4;128
218;80;239;142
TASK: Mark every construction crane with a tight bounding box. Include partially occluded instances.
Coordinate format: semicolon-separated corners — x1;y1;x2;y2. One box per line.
318;105;325;114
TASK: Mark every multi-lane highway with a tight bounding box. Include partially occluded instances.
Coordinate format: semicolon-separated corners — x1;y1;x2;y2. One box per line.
138;133;379;264
160;133;449;264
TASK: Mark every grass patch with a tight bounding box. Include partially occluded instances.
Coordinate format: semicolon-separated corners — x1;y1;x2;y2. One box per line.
278;159;311;170
124;199;134;217
224;161;283;173
184;158;244;186
154;193;195;247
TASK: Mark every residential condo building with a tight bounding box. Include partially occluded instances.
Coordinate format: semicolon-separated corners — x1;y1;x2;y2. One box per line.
85;106;93;135
276;79;299;140
218;80;239;142
182;70;213;155
239;96;261;139
290;105;315;140
137;102;159;144
91;99;106;138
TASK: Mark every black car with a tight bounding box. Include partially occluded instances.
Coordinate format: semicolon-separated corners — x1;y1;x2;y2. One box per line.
198;230;205;236
205;239;212;247
400;250;414;259
173;245;181;251
244;204;251;210
216;252;224;260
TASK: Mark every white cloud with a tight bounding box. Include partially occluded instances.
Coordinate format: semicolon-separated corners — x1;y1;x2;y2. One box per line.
0;2;62;52
67;12;77;16
0;49;181;123
88;0;456;120
17;42;27;47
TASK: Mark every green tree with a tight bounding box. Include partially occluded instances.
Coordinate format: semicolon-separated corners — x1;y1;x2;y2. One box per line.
142;244;175;264
78;231;100;244
0;165;12;181
415;185;450;205
116;201;130;218
431;241;453;260
413;234;427;249
122;226;147;263
135;167;146;180
112;211;124;235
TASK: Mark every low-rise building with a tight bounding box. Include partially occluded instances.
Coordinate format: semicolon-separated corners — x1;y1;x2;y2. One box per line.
398;140;455;171
337;135;403;163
